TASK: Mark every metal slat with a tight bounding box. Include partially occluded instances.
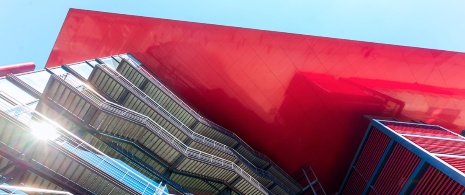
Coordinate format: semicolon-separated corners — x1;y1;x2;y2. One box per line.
54;73;271;194
58;88;71;106
68;94;81;115
63;93;77;109
122;58;299;190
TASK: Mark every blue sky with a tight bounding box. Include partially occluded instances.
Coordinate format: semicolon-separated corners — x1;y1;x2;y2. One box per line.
1;0;465;69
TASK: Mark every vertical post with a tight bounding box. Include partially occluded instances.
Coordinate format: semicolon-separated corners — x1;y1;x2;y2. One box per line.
339;124;375;193
302;167;318;194
142;183;149;195
361;139;395;194
189;120;200;130
399;160;427;194
138;78;149;91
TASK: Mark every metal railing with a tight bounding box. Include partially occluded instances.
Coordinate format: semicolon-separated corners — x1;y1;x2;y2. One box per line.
120;54;300;188
106;141;191;194
0;91;171;195
42;94;189;195
0;185;73;195
123;56;244;135
99;64;231;154
6;73;42;97
98;64;293;194
64;56;295;193
56;74;270;195
232;150;293;194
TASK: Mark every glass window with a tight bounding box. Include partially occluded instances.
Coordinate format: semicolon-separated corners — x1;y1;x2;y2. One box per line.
99;57;120;69
68;62;94;79
5;106;26;118
48;67;68;75
0;95;15;111
112;55;122;63
17;70;52;94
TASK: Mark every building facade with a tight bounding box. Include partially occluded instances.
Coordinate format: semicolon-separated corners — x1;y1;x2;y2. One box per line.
45;9;465;192
2;8;465;194
340;119;465;194
0;54;322;194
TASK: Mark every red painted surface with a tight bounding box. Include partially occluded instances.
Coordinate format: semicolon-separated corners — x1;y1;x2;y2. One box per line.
412;165;465;194
386;122;465;176
372;144;420;194
342;128;391;194
46;9;465;192
0;62;35;77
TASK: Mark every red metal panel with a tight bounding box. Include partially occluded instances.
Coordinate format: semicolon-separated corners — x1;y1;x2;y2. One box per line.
405;136;465;156
383;121;459;138
341;128;391;194
438;156;465;174
354;128;391;179
372;144;420;194
411;165;465;194
367;189;377;195
0;62;35;77
341;171;366;195
45;9;465;192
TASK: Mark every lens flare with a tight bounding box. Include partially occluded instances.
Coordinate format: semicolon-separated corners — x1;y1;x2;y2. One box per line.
31;121;60;140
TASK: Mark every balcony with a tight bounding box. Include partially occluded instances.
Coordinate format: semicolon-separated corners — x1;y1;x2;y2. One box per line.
0;94;170;195
40;73;269;194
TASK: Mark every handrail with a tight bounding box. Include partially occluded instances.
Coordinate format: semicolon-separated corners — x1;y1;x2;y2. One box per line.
121;55;299;187
106;141;191;194
0;91;171;195
45;96;189;194
99;64;231;154
231;149;293;192
117;54;199;118
6;73;42;97
0;103;165;195
0;185;73;195
120;56;258;145
102;96;270;194
66;58;292;193
98;64;292;194
0;114;138;195
0;135;94;195
55;74;270;195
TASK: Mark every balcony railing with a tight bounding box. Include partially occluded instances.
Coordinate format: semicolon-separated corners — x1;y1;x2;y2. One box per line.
106;141;191;194
0;185;73;195
6;73;42;97
56;74;270;195
98;64;293;194
0;91;171;195
120;54;300;189
99;64;231;154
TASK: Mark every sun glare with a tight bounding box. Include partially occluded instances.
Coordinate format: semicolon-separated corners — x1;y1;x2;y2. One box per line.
31;121;60;140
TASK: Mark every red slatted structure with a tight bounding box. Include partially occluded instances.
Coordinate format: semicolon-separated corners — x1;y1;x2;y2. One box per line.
353;128;391;179
386;121;465;176
438;157;465;174
404;136;465;156
341;127;391;194
341;169;366;195
372;144;420;194
383;121;458;138
411;166;465;194
340;120;465;194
